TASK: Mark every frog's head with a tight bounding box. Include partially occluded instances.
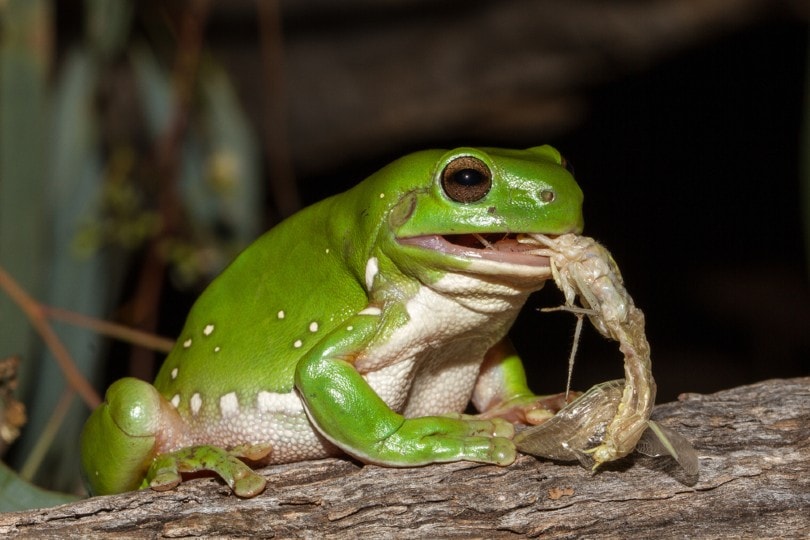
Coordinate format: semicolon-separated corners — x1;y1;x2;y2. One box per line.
379;146;583;283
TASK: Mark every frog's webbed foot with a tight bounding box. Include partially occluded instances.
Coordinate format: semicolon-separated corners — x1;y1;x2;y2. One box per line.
147;443;272;498
479;392;580;426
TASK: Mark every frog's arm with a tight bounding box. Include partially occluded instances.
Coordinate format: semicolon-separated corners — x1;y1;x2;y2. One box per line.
295;311;516;466
472;339;570;425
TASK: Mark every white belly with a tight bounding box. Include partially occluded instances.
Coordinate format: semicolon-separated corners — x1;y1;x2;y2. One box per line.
357;273;532;417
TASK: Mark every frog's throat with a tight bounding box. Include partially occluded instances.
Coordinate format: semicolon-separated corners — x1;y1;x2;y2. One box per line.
398;233;551;268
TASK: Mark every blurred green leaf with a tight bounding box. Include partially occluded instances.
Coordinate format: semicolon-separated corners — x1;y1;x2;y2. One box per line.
0;461;77;511
0;0;51;406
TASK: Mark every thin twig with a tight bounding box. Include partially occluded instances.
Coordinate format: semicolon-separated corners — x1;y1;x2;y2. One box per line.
44;306;175;354
0;265;100;409
20;388;75;481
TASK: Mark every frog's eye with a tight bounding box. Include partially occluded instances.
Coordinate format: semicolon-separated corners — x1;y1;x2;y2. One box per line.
441;156;492;203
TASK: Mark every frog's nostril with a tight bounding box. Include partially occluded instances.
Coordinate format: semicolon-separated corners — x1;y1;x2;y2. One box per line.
540;189;555;203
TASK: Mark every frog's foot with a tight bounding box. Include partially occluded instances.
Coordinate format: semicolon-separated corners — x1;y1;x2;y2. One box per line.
147;443;272;498
368;415;517;466
479;392;581;426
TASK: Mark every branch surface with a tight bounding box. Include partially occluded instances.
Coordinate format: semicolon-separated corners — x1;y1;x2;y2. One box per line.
1;377;808;538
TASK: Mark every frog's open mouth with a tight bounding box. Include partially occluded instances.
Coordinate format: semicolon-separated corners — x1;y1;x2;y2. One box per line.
399;233;551;267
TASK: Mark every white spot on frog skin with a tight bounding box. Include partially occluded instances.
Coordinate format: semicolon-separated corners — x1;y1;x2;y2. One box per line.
183;338;192;349
277;310;285;319
293;339;303;348
358;306;382;316
190;393;202;415
214;346;221;353
257;390;304;415
220;392;239;416
365;257;379;291
309;321;319;332
171;367;178;380
347;325;354;331
170;394;180;408
379;192;385;199
203;324;215;336
325;248;330;254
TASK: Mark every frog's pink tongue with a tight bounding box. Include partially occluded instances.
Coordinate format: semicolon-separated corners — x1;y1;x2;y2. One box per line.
400;234;550;267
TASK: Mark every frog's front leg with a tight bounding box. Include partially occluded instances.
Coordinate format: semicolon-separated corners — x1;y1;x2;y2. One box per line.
80;378;270;497
295;314;516;466
473;339;573;425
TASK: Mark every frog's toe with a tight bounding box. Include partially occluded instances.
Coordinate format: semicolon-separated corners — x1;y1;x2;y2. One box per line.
462;417;515;439
467;435;516;466
229;442;274;462
232;467;269;498
148;455;183;492
481;392;580;426
450;419;517;464
490;418;516;438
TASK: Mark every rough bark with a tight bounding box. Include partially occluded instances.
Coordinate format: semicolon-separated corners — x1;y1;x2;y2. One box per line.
1;377;808;538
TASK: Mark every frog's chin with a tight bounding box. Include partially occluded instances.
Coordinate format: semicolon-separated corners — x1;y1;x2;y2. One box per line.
398;233;552;273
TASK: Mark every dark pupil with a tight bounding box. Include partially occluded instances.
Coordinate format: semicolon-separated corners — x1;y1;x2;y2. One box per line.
441;156;492;203
454;168;484;186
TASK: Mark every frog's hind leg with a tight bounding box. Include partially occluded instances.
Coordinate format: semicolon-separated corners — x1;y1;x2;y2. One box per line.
81;377;272;497
81;377;180;495
148;442;271;497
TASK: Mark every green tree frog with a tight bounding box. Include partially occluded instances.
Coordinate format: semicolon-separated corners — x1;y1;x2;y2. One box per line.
81;146;584;497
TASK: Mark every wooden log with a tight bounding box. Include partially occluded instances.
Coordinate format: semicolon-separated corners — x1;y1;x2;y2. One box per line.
1;377;808;538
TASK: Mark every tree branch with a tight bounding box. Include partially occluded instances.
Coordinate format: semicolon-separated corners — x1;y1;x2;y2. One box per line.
1;377;808;537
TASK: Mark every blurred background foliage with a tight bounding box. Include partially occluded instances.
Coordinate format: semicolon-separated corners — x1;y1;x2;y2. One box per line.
0;0;807;501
